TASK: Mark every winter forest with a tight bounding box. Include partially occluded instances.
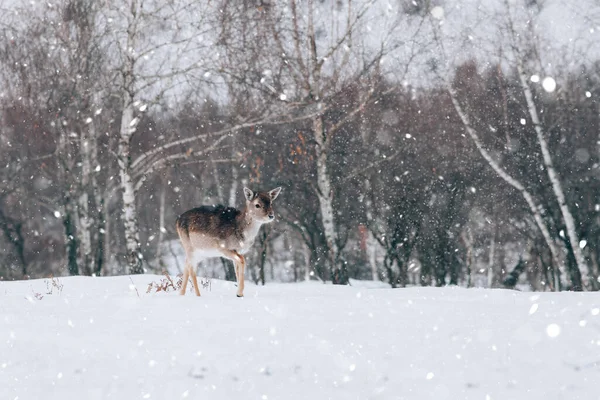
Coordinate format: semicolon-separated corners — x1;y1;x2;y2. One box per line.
1;0;599;292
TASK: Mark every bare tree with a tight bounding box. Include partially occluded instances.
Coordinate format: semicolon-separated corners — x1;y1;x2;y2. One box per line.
104;0;219;273
503;4;586;289
0;0;110;276
216;0;422;283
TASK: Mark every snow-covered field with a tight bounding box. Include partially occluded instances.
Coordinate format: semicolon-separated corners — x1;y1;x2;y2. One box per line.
1;275;599;400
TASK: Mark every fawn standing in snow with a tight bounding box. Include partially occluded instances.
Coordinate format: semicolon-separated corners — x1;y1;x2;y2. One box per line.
175;187;282;297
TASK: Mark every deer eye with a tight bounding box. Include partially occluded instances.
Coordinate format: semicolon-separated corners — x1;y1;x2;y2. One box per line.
255;204;261;208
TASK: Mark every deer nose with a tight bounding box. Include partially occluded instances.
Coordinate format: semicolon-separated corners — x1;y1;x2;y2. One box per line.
268;214;274;220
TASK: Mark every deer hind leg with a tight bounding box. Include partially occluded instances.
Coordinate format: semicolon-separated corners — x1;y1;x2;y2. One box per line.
178;235;196;296
234;261;240;287
189;264;201;297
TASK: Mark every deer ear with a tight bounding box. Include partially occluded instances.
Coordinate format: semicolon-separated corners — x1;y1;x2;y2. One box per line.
243;187;255;201
269;187;282;201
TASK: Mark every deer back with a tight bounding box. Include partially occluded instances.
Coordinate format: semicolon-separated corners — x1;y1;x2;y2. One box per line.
176;205;245;242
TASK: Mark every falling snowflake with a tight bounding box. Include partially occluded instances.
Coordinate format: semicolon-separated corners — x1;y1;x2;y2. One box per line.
529;304;538;315
542;77;556;93
546;323;561;338
430;6;444;19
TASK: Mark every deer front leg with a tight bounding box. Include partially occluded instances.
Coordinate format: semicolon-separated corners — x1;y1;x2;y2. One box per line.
235;251;246;297
189;265;201;297
220;250;246;297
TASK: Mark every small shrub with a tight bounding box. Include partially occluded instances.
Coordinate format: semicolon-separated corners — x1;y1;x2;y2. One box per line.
146;272;180;293
28;276;63;301
146;271;211;294
46;276;63;295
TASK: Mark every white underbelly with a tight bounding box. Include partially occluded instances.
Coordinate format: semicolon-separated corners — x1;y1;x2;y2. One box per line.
192;249;223;260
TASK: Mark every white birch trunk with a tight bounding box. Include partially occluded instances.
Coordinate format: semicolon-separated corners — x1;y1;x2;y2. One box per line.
304;245;311;282
516;64;586;288
155;177;167;271
228;148;239;207
461;229;474;288
367;234;379;281
363;179;379;281
118;100;144;274
212;160;224;202
58;128;79;276
78;128;93;275
117;0;144;274
448;85;564;290
313;116;340;282
103;200;111;274
89;119;105;276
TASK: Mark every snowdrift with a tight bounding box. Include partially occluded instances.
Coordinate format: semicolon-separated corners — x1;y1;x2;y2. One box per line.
1;275;598;399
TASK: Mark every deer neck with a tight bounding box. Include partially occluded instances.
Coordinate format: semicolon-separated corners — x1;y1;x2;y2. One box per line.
240;208;263;241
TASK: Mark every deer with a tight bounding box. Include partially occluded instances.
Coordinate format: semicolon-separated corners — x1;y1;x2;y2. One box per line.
175;186;282;297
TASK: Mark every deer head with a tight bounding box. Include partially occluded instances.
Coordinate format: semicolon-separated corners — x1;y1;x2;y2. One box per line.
243;187;282;223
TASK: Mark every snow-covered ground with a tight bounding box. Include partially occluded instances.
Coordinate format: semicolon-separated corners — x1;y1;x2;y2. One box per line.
1;275;599;400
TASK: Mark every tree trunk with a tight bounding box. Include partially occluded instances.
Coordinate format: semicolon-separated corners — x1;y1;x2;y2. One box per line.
503;257;526;289
99;188;110;275
362;179;380;281
383;255;397;288
57;128;79;276
116;0;144;275
0;207;27;278
434;243;447;287
212;160;224;202
94;197;105;276
304;245;311;281
78;128;94;275
222;259;236;281
516;63;584;290
259;229;268;286
155;171;169;272
90;121;105;276
447;85;564;291
367;233;379;281
487;233;496;288
62;203;79;276
118;101;144;274
396;256;409;288
461;229;473;288
156;184;167;271
589;250;600;291
313;115;345;284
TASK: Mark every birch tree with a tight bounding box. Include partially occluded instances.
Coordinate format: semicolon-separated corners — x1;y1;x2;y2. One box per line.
430;16;568;290
217;0;421;283
105;0;219;273
502;2;586;289
445;83;565;290
0;1;108;276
